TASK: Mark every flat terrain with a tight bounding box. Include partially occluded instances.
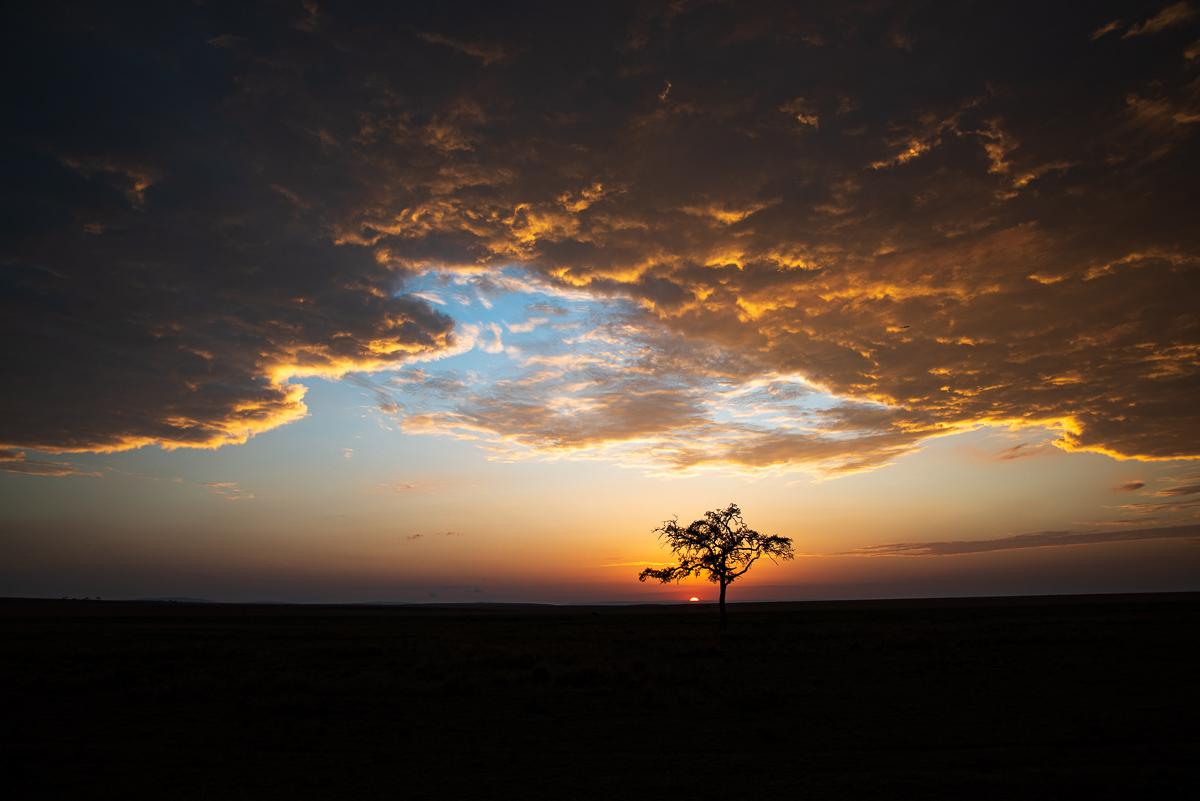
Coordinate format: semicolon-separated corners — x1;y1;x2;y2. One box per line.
3;594;1197;799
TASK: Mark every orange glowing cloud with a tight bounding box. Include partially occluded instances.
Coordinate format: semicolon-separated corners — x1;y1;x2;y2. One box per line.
3;1;1198;475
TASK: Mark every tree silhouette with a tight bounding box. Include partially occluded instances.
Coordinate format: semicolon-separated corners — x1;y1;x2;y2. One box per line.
638;503;794;629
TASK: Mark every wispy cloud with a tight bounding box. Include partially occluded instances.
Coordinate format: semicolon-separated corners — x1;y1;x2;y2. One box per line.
0;449;100;478
418;31;513;66
378;307;931;477
406;530;465;542
1158;482;1200;497
1091;19;1123;40
505;317;549;334
201;481;255;501
1123;2;1195;38
851;524;1200;557
995;441;1053;461
409;291;446;306
382;481;422;493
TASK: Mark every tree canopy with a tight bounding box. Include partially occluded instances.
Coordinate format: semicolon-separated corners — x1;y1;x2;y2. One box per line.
639;503;793;627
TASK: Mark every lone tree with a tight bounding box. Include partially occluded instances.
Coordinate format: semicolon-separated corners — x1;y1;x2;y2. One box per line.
638;503;794;629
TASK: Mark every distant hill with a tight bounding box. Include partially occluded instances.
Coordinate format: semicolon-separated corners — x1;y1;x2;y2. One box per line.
132;597;215;604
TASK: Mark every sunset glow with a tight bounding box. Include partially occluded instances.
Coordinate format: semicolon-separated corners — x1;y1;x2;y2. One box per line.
2;2;1198;604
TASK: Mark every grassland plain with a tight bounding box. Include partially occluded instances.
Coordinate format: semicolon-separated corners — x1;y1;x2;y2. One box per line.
3;594;1198;799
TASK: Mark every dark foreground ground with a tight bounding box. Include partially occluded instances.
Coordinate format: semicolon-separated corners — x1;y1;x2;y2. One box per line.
2;594;1198;800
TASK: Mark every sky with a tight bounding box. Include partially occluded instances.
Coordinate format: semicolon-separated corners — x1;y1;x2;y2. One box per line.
2;1;1199;603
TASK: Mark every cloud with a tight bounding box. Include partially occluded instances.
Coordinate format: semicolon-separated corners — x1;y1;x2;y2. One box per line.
381;481;424;493
995;442;1054;461
1091;20;1123;40
409;291;447;306
407;530;463;541
381;314;928;476
1122;3;1195;38
779;97;819;129
1113;497;1200;516
1158;483;1200;496
2;7;459;457
1114;480;1145;492
201;481;254;501
3;3;1199;475
0;449;100;478
527;303;571;317
418;32;513;66
852;524;1200;557
505;317;549;334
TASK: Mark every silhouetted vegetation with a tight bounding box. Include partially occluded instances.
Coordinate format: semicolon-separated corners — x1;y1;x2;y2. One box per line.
639;502;794;628
3;595;1198;799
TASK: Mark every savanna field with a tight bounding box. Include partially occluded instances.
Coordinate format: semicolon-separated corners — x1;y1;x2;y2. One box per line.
4;594;1198;800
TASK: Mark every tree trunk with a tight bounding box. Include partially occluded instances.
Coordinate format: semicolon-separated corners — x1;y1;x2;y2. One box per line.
718;580;728;630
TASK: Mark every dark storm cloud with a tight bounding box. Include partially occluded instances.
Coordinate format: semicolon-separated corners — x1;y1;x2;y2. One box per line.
3;1;1198;468
854;523;1200;556
2;3;457;453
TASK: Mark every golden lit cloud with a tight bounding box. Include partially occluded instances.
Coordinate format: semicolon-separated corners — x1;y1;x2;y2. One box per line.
3;1;1198;476
0;449;100;478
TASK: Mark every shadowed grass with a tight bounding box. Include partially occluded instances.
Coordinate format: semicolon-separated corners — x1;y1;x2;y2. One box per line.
3;594;1198;799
